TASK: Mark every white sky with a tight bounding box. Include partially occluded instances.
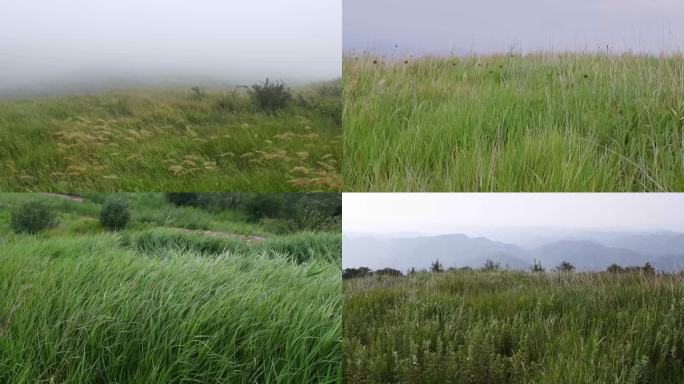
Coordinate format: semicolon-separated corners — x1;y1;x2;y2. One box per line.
343;193;684;234
0;0;341;93
344;0;684;54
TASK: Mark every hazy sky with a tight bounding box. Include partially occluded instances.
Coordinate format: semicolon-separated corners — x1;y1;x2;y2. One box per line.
0;0;340;94
344;0;684;54
344;194;684;234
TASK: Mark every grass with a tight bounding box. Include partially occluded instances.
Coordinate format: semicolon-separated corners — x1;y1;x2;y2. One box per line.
0;84;341;192
343;270;684;383
343;53;684;191
0;193;342;383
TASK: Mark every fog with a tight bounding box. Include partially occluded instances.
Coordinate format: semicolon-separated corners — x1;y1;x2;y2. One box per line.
0;0;341;96
343;194;684;271
344;0;684;55
343;193;684;236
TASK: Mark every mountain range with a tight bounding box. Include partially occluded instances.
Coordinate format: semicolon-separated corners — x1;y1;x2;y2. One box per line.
343;231;684;272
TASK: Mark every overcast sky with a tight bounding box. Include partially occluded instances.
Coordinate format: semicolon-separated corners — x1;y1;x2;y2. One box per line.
0;0;340;94
344;194;684;234
344;0;684;54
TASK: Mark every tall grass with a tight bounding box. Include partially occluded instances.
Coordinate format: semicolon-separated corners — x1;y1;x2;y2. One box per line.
343;53;684;191
0;85;341;192
123;228;341;264
344;270;684;383
0;234;341;383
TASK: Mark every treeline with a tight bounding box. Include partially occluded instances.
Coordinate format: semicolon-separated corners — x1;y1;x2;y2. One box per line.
343;259;663;280
165;192;341;230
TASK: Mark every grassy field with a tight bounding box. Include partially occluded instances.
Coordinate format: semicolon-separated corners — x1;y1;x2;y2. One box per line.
0;193;341;383
344;270;684;383
343;53;684;191
0;83;341;192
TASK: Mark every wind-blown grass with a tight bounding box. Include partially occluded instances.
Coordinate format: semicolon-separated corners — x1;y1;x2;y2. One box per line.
0;85;341;192
344;270;684;383
0;234;341;383
123;228;342;264
344;53;684;191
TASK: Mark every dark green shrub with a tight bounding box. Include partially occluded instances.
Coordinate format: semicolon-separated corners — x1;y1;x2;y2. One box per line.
10;201;55;234
249;78;292;113
100;199;130;230
165;193;199;207
245;194;285;222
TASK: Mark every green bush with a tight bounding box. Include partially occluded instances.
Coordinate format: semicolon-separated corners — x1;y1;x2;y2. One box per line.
165;192;199;207
100;199;130;230
245;194;285;222
10;201;55;234
249;78;292;113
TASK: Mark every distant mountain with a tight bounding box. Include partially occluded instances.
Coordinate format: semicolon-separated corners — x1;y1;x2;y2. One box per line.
343;232;684;273
598;233;684;257
343;234;528;271
530;240;645;272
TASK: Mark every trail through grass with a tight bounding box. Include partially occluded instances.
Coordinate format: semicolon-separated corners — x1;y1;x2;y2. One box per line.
343;53;684;191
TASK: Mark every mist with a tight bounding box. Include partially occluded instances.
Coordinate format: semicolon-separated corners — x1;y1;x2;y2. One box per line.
0;0;341;96
344;0;684;55
343;194;684;271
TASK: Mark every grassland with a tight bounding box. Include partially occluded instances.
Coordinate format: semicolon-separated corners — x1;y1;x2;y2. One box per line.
343;53;684;191
0;83;341;192
344;270;684;383
0;193;341;383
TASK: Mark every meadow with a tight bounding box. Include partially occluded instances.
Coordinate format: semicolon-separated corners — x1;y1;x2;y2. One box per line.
344;270;684;383
0;81;341;192
0;193;341;383
343;53;684;191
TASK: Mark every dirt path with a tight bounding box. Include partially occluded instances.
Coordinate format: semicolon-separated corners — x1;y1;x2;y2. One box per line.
171;227;266;242
42;193;84;202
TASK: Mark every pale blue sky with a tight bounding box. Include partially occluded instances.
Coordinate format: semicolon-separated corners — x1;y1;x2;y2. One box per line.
344;0;684;54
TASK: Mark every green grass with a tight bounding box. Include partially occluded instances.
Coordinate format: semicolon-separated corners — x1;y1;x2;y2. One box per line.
343;270;684;383
0;84;341;192
0;234;341;383
0;193;273;237
343;53;684;191
0;193;342;382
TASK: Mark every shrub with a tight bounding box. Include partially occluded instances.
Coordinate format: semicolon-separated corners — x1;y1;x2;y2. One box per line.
531;259;545;273
249;78;292;112
165;193;199;207
245;194;285;222
431;259;444;272
10;201;55;234
100;199;130;231
556;261;575;272
482;259;501;271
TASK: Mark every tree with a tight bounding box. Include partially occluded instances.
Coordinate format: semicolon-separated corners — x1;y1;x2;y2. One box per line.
375;268;403;277
482;259;500;272
165;192;199;207
342;267;372;280
607;264;624;274
556;261;575;272
531;259;545;273
431;259;444;273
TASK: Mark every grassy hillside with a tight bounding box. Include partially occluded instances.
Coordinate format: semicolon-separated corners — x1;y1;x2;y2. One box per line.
344;270;684;383
344;53;684;191
0;193;341;383
0;83;341;192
